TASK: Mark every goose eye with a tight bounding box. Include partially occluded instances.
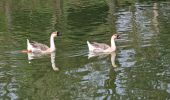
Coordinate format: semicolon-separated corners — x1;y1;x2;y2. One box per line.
117;35;120;39
57;32;62;36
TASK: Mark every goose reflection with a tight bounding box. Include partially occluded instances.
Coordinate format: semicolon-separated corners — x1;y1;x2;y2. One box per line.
88;51;117;67
27;52;59;71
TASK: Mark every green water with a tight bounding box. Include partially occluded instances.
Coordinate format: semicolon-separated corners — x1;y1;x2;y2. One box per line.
0;0;170;100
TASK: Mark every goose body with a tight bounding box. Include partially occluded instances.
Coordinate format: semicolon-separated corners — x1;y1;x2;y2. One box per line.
87;34;120;53
27;31;61;53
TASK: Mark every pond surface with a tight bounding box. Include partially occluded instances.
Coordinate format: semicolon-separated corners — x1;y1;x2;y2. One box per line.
0;0;170;100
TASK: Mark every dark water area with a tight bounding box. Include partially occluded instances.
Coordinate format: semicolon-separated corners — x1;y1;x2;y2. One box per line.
0;0;170;100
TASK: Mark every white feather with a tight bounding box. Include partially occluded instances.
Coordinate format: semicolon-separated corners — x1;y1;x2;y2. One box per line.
87;41;95;51
27;39;32;51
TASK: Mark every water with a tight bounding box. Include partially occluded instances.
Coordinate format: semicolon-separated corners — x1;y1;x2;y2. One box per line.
0;0;170;100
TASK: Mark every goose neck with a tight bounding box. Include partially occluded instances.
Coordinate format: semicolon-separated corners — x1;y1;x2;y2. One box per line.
50;36;55;51
111;38;116;49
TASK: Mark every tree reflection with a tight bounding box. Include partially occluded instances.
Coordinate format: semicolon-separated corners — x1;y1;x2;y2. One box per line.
0;0;170;99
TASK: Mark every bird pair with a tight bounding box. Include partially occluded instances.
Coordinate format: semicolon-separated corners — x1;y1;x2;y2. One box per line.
26;31;120;54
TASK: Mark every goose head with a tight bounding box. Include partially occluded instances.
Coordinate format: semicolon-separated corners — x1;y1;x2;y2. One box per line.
51;31;62;37
110;34;120;50
112;34;120;40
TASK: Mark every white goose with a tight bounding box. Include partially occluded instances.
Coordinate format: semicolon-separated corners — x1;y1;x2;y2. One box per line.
26;31;61;53
87;34;120;53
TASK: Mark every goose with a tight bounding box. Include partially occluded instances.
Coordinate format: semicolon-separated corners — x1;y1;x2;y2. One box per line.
87;34;120;53
25;31;61;53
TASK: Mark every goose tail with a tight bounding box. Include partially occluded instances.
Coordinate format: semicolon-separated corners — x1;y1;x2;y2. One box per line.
27;39;29;46
87;41;91;48
27;39;32;51
87;41;90;46
87;41;93;51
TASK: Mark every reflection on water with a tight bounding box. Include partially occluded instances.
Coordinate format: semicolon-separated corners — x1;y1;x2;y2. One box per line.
0;0;170;99
27;52;59;71
88;51;117;67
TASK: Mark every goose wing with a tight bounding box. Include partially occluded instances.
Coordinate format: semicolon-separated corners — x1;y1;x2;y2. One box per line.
30;40;49;51
91;42;110;50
